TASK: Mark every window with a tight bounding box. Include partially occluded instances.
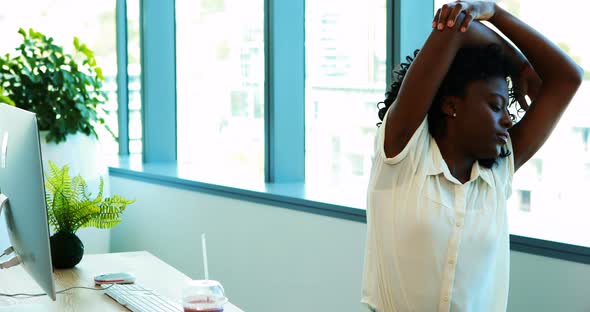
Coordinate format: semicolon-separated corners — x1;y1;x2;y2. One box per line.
434;0;590;247
0;1;118;157
518;190;531;212
175;0;265;179
127;0;143;155
305;0;387;186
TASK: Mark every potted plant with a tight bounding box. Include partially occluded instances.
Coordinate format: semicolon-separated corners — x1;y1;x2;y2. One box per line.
44;161;135;269
0;28;117;254
0;28;113;144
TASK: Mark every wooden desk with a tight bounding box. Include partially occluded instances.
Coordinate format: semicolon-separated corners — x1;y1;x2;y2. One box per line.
0;251;244;312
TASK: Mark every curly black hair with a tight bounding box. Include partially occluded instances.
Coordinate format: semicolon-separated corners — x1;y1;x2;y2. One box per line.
377;44;520;168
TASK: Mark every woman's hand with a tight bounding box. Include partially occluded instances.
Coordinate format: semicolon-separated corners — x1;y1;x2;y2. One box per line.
514;63;542;111
433;1;497;32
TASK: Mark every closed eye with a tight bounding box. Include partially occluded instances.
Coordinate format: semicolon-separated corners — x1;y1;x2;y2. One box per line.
489;102;501;112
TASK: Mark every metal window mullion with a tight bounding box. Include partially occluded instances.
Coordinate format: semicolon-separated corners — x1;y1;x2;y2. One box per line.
140;0;177;162
264;0;305;182
390;0;433;79
116;0;129;156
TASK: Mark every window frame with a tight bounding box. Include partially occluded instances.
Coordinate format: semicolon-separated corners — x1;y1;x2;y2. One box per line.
113;0;590;265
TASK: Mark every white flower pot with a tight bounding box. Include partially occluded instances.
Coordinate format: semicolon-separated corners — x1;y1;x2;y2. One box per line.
39;131;110;254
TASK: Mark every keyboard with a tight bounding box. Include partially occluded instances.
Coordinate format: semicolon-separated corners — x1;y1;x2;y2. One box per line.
103;283;183;312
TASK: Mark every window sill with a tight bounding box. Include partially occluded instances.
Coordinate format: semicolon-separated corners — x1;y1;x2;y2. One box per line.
108;156;590;265
108;156;367;223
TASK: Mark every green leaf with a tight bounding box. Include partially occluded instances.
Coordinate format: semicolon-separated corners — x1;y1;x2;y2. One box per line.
0;28;109;144
94;67;104;81
29;28;43;39
44;162;134;233
0;96;15;106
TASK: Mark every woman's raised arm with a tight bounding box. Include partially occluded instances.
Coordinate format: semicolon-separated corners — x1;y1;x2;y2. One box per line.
436;1;583;171
384;8;519;158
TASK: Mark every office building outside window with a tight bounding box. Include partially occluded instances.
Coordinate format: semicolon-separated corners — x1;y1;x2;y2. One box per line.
434;0;590;247
175;0;265;180
127;0;142;155
305;0;387;187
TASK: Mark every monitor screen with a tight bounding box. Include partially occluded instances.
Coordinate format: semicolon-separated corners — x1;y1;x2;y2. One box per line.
0;104;56;300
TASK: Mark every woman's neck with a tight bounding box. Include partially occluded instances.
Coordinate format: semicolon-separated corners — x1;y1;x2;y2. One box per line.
434;134;475;184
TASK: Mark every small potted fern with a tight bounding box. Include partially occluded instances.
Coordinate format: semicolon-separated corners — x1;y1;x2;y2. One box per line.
44;161;135;269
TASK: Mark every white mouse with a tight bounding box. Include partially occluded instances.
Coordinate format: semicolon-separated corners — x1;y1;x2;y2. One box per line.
94;272;136;285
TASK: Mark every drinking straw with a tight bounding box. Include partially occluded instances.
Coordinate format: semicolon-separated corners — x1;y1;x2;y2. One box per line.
201;233;209;281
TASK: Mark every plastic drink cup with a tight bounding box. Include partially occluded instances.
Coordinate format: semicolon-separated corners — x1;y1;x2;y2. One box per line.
182;280;228;312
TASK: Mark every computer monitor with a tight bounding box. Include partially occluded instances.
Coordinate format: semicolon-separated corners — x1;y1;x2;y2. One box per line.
0;104;56;300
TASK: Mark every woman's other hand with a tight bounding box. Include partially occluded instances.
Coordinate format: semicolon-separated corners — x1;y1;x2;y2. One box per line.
433;1;497;32
514;63;542;111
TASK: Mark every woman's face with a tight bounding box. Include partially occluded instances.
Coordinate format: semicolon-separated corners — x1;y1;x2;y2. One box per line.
455;77;513;159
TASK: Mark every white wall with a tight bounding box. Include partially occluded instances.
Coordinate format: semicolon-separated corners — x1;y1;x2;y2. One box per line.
109;176;590;312
509;251;590;311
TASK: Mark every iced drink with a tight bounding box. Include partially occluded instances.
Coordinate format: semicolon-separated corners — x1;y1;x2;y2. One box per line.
182;280;227;312
184;308;223;312
183;295;225;312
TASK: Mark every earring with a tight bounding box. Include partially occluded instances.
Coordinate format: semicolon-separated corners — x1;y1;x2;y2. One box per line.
452;112;457;117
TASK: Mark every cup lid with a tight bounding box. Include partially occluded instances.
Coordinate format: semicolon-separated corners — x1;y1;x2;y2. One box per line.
183;279;226;302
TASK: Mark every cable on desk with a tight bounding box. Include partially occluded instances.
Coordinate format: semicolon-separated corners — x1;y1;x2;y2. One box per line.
0;284;114;298
0;246;14;258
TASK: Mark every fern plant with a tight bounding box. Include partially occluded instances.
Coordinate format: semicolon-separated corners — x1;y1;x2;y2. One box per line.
44;160;134;234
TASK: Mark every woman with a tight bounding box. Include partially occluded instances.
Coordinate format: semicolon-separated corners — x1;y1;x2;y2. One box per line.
361;1;582;311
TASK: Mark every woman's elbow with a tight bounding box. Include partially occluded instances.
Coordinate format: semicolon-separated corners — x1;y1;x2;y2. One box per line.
558;64;584;93
571;65;584;86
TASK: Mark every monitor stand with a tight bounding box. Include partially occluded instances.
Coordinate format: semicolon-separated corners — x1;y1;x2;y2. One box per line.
0;193;19;269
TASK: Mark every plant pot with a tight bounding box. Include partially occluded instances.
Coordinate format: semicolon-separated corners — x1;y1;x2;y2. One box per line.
50;231;84;269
